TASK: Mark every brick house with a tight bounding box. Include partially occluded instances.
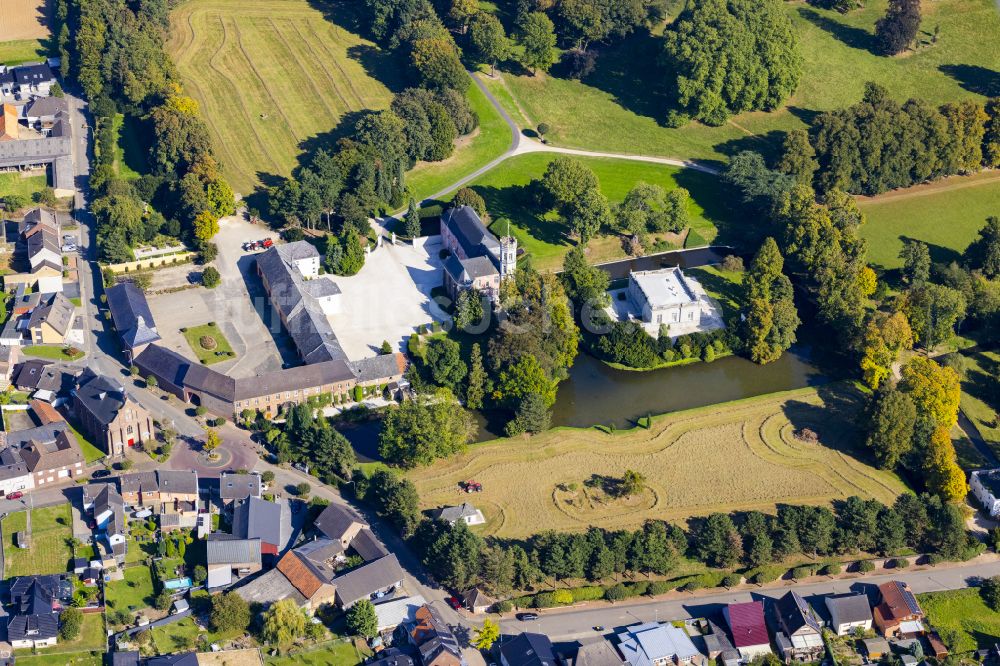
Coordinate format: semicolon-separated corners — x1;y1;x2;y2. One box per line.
72;369;154;456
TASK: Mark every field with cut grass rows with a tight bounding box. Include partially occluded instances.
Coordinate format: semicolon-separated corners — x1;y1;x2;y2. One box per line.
409;385;907;538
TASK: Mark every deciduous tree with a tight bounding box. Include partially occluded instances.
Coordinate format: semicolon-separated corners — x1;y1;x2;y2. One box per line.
518;12;558;74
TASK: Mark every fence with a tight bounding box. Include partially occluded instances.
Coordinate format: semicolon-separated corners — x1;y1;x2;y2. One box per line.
103;252;196;274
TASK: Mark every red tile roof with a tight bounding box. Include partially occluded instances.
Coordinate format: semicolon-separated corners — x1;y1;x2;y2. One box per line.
727;601;769;648
276;551;324;599
876;581;922;622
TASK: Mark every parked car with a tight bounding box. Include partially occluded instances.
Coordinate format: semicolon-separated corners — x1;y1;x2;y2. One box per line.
92;469;111;479
516;613;538;621
6;491;23;500
446;596;461;610
62;234;75;242
61;243;77;252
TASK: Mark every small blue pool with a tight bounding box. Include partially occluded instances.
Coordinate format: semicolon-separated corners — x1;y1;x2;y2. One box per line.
163;577;192;590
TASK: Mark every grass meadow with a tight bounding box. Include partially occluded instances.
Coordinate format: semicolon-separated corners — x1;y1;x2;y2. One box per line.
492;0;1000;165
166;0;401;195
408;385;906;538
919;588;1000;652
958;349;1000;460
2;504;74;577
182;323;236;365
452;152;729;271
858;172;1000;269
0;173;49;201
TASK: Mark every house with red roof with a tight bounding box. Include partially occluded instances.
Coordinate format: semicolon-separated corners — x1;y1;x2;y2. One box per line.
873;581;925;638
723;601;772;660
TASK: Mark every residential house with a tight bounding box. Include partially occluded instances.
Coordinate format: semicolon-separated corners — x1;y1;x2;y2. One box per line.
119;471;160;508
430;503;485;526
724;601;772;660
615;622;702;666
7;574;70;649
206;535;262;589
773;592;824;662
333;554;404;609
410;603;466;666
971;469;1000;517
825;594;873;636
873;581;925;637
256;241;344;364
18;427;85;485
373;595;427;632
0;447;33;496
12;359;52;391
105;282;161;362
274;549;337;610
0;91;73;191
157;470;199;530
27;292;75;344
219;471;263;504
232;497;291;560
314;502;367;549
440;205;516;305
574;640;626;666
93;483;127;562
25;221;60;273
146;653;199;666
500;633;558;666
369;648;415;666
462;587;495;614
73;369;154;456
12;63;57;96
0;345;21;388
23;96;68;130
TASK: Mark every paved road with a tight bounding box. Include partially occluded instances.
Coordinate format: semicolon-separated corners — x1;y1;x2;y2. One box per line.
499;558;1000;642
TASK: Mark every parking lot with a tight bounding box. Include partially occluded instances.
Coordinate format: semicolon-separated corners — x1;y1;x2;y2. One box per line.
325;237;448;358
145;215;295;378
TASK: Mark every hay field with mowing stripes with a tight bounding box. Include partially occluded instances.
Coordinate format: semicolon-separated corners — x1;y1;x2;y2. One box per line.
0;0;49;42
408;385;907;538
166;0;399;195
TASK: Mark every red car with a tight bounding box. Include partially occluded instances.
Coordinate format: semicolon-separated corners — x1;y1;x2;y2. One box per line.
6;492;23;500
446;596;462;610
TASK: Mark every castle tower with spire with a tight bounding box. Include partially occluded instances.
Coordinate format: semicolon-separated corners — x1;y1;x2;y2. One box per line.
499;221;517;281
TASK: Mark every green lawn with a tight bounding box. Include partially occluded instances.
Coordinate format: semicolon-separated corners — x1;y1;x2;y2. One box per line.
859;174;1000;269
0;39;50;65
687;265;743;321
22;345;86;361
109;113;147;179
105;565;156;615
181;323;236;364
0;173;49;201
266;639;371;666
405;78;512;203
959;349;1000;459
11;614;106;658
2;504;74;576
14;653;103;666
453;152;730;270
63;419;107;464
919;587;1000;652
496;0;1000;165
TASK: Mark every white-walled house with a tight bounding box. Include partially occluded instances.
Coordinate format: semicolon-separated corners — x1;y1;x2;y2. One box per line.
825;594;874;636
971;469;1000;516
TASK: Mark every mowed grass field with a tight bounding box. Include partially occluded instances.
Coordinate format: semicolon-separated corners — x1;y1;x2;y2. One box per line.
455;152;729;271
166;0;400;195
0;0;50;65
919;588;1000;652
493;0;1000;164
2;504;74;577
409;385;907;538
858;172;1000;269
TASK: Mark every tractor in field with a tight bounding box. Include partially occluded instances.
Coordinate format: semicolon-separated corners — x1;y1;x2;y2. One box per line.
461;480;483;493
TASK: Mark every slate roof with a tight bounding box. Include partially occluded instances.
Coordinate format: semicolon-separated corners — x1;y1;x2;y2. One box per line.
232;359;355;401
314;502;366;542
432;503;479;524
119;471;158;495
21;208;58;233
206;536;261;565
234;567;306;608
105;282;161;349
232;497;284;547
574;639;626;666
26;226;59;262
12;359;51;390
145;653;200;666
442;206;500;259
370;648;415;666
348;353;407;384
0;447;28;481
725;601;770;648
13;64;55;85
28;292;75;336
3;422;67;450
257;243;345;364
135;344;236;400
500;633;557;666
74;369;128;426
776;591;822;635
21;430;82;472
219;471;263;500
157;470;198;495
351;527;389;562
7;610;58;642
293;537;345;579
826;594;873;625
24;96;67;119
333;554;403;606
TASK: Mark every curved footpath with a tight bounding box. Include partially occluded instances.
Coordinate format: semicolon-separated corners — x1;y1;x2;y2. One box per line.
405;72;720;212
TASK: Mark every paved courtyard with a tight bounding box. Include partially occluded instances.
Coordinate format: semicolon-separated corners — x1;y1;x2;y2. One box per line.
326;238;448;359
145;215;294;378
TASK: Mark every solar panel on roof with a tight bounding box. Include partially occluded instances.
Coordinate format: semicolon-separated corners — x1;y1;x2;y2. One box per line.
897;582;921;615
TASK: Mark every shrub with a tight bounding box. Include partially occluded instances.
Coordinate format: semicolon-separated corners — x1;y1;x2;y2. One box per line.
791;565;815;579
199;335;217;350
722;255;744;272
194;406;208;416
926;553;945;566
295;482;311;496
721;574;741;588
201;266;221;288
856;560;875;573
819;563;841;576
604;584;632;602
552;589;574;605
493;600;513;613
629;581;649;596
647;581;672;596
680;580;703;593
532;592;558;608
571;586;605;602
890;557;909;569
537;123;550;136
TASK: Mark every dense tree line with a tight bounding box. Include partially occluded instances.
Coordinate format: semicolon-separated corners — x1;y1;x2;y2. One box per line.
663;0;802;126
257;403;357;486
68;0;233;262
739;238;799;364
411;492;978;595
781;83;1000;195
